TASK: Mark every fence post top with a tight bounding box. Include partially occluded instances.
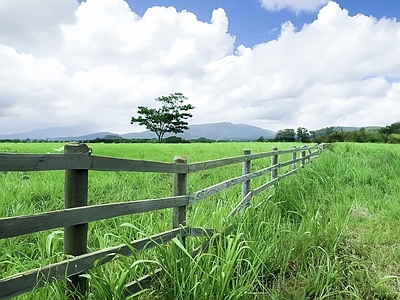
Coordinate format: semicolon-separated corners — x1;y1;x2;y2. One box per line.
64;143;92;155
173;156;187;164
243;149;251;154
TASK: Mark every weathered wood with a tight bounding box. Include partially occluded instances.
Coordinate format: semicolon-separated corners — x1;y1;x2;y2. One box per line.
192;164;276;203
64;143;89;298
278;148;295;155
0;154;188;173
279;157;303;169
279;169;297;180
0;153;88;171
172;156;187;248
292;147;297;170
252;178;278;196
241;149;251;207
188;151;275;173
271;147;278;180
0;227;190;300
0;195;192;239
91;156;188;173
229;191;253;217
189;227;214;237
123;268;163;296
301;146;307;168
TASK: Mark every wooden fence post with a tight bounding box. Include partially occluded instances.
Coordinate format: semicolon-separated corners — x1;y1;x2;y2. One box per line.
271;147;278;180
301;145;306;167
64;143;90;298
172;156;187;245
242;149;251;208
292;146;297;171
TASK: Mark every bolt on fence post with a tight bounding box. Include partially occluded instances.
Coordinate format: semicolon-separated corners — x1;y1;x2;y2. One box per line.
172;156;188;246
64;143;90;298
292;146;297;171
242;149;251;209
301;145;306;167
271;147;278;180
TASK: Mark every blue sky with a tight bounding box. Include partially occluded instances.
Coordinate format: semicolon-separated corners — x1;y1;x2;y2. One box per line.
127;0;400;47
1;0;400;135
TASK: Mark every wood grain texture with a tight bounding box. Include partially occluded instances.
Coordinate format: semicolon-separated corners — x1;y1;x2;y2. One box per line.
241;149;251;203
172;156;188;230
229;191;253;217
192;164;277;203
188;151;275;173
0;196;192;239
0;154;188;173
252;178;279;196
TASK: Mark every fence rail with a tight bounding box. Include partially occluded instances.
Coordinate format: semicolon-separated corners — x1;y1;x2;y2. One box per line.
0;142;328;299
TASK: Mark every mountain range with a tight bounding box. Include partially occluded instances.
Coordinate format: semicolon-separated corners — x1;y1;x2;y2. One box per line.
0;122;276;141
1;123;382;142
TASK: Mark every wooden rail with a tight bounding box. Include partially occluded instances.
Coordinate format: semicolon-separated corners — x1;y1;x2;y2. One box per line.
0;142;328;299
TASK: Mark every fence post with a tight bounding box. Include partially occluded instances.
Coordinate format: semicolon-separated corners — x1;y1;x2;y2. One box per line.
301;145;306;167
64;143;90;298
172;156;187;245
271;147;278;180
292;146;297;171
242;149;251;208
315;143;321;154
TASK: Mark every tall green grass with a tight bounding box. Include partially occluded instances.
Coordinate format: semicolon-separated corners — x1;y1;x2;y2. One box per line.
1;142;400;299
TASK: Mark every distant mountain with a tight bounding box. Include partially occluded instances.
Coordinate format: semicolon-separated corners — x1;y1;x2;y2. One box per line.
181;122;276;141
49;132;119;141
122;122;276;141
0;122;276;141
0;126;93;140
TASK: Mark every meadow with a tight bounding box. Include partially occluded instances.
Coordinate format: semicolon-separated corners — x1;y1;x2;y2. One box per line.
1;142;400;299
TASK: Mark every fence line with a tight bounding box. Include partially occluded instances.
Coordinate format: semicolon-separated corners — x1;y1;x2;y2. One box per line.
0;142;328;299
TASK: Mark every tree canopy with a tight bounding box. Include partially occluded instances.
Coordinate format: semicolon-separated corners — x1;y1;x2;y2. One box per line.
130;93;195;143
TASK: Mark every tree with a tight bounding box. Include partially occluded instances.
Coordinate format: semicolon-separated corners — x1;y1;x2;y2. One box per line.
130;93;195;143
275;128;296;142
296;127;310;143
256;136;265;142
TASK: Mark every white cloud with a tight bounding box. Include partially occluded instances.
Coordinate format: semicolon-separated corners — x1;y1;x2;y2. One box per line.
0;0;78;57
260;0;330;14
0;0;400;136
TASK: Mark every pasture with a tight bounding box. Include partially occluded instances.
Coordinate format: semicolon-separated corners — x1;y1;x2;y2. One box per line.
1;142;400;299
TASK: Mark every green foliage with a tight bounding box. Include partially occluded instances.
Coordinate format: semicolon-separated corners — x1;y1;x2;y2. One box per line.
130;93;195;143
275;128;296;142
296;127;310;143
388;133;400;144
380;121;400;137
313;127;386;143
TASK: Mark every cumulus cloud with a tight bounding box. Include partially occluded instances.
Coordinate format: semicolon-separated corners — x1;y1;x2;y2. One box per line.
0;0;400;135
260;0;330;14
0;0;78;56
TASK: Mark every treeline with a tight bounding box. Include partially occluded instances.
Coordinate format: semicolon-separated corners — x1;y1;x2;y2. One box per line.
272;122;400;144
2;122;400;144
0;136;216;144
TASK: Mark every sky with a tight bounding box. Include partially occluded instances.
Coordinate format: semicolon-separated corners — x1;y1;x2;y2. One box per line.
1;0;400;135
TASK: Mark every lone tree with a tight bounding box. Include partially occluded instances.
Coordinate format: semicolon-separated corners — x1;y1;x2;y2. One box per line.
130;93;195;143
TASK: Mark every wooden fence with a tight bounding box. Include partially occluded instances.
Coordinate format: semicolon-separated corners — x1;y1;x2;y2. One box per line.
0;143;328;299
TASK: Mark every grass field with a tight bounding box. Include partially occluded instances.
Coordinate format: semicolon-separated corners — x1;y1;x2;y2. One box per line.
1;142;400;299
